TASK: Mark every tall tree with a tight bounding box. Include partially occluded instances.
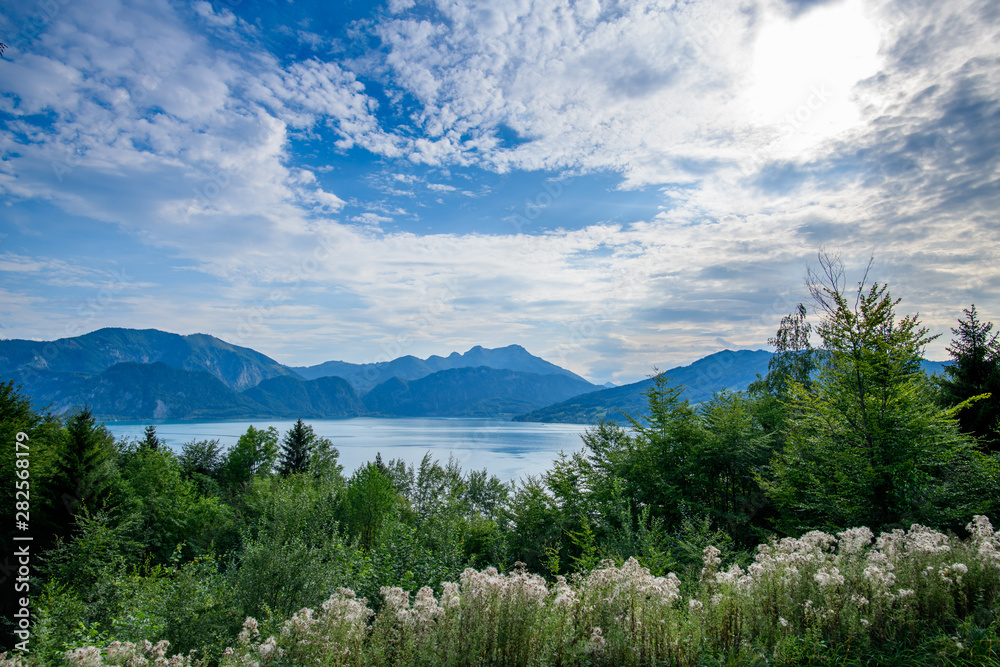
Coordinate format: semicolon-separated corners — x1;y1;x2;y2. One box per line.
222;425;279;488
763;254;994;532
278;419;315;476
752;303;818;398
938;305;1000;451
141;424;161;451
45;407;119;540
341;462;398;549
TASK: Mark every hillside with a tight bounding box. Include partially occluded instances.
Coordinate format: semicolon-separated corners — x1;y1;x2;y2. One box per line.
0;327;294;390
514;350;775;424
362;366;599;418
56;362;265;420
242;375;364;418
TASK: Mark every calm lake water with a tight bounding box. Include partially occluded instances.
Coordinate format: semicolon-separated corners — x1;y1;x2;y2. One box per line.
103;418;593;481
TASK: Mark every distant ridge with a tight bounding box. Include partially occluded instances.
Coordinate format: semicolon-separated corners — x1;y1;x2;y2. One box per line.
362;366;599;418
0;328;950;423
242;375;364;418
514;350;775;424
0;328;597;420
0;327;294;391
49;362;265;420
292;344;589;392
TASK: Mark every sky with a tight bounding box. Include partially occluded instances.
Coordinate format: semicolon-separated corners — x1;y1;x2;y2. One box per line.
0;0;998;385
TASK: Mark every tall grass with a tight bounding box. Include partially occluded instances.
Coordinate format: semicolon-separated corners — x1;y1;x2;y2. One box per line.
5;517;999;667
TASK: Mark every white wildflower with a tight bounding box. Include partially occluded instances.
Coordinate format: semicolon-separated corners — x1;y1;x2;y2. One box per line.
837;526;874;555
588;626;606;654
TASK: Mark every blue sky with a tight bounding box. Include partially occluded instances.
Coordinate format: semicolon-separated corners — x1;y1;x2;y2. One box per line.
1;0;998;384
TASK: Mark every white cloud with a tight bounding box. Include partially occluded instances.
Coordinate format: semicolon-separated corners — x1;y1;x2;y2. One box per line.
1;0;998;382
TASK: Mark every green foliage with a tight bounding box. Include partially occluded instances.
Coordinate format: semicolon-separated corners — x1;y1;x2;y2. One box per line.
341;462;400;550
230;473;361;621
277;418;314;476
221;425;278;489
179;438;222;478
140;425;161;451
938;304;1000;452
45;407;121;542
764;266;996;533
119;446;234;561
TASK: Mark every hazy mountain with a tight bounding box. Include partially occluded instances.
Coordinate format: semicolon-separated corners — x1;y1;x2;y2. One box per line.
921;359;949;376
0;327;294;391
292;344;589;392
242;375;364;418
293;355;435;393
363;366;599;418
514;350;776;424
42;362;264;420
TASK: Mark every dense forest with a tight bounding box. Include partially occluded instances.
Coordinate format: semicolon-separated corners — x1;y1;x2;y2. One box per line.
2;260;1000;666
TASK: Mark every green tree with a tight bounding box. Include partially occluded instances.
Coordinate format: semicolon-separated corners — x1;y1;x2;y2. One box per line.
141;425;161;451
748;304;819;452
278;419;314;476
763;255;994;532
755;303;818;398
119;446;233;561
938;304;1000;451
696;390;771;537
179;438;224;479
45;407;119;541
341;462;399;550
222;425;278;489
0;381;63;644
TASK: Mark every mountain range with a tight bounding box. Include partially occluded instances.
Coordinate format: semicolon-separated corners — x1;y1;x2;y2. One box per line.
0;328;605;421
0;328;951;424
292;344;588;393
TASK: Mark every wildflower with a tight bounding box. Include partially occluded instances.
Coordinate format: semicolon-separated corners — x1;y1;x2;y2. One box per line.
701;545;722;582
814;566;845;587
851;594;869;607
441;581;461;610
588;627;606;654
259;637;278;660
905;524;951;555
779;617;789;628
896;589;915;598
238;617;260;644
861;619;870;627
689;599;704;612
837;526;874;555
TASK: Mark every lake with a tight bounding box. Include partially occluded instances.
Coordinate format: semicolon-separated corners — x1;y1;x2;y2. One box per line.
103;417;594;481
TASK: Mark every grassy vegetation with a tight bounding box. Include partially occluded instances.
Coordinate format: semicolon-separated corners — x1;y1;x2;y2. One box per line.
4;518;996;666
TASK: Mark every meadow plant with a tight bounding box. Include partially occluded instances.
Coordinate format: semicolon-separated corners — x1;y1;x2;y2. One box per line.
64;640;192;666
53;517;1000;666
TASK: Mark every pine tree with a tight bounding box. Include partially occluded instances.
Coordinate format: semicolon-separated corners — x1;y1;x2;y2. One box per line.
46;407;118;539
141;424;161;451
278;419;314;476
938;305;1000;451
